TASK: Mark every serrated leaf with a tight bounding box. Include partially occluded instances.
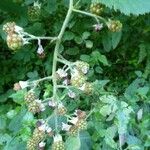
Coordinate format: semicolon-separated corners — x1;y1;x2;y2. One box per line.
65;136;81;150
96;0;150;15
111;31;122;49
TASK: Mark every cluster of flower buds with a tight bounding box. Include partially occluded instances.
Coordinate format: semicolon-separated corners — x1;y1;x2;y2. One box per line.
48;100;67;116
27;120;53;150
28;1;41;22
107;20;122;32
3;22;28;51
70;61;93;95
52;134;65;150
90;3;104;16
62;110;87;136
24;91;45;114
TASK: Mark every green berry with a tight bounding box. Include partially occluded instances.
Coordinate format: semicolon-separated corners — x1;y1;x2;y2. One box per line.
90;3;104;15
28;6;41;22
52;141;65;150
24;91;36;103
71;74;86;87
107;20;122;32
6;33;23;50
76;119;87;130
3;22;16;34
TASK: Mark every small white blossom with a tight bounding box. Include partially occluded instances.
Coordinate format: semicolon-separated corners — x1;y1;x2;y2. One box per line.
62;122;71;131
68;117;78;125
58;103;65;109
68;90;76;98
71;68;80;78
39;141;46;148
93;23;103;31
15;25;24;33
53;134;62;143
46;126;52;133
33;1;41;9
56;68;68;78
19;81;29;89
37;45;44;54
62;79;68;86
40;103;46;112
79;83;86;91
38;123;46;131
48;100;57;107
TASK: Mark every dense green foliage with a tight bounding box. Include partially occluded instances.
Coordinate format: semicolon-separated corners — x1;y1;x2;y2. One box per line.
0;0;150;150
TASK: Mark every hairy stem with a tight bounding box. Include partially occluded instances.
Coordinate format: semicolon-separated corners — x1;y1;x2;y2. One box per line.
73;8;107;23
51;0;73;132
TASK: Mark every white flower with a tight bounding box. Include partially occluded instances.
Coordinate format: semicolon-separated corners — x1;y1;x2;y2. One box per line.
46;126;52;133
62;79;68;86
81;66;89;74
48;100;57;107
68;90;76;98
71;68;80;78
93;23;103;31
37;45;44;54
39;141;46;148
56;68;68;78
33;1;41;9
62;122;71;131
38;123;46;132
19;81;29;89
53;134;62;143
58;103;64;109
79;83;86;91
15;25;24;33
40;103;46;112
68;117;78;125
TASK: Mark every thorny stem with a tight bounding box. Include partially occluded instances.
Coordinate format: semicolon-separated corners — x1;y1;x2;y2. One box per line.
51;0;73;133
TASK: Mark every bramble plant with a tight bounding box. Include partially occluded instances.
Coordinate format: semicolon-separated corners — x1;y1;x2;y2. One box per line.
0;0;150;150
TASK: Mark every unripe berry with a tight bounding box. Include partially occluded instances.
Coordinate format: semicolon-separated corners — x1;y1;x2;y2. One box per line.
27;138;37;150
52;141;65;150
71;75;86;88
69;125;78;136
24;91;36;103
28;100;45;114
80;82;93;95
28;6;41;22
3;22;16;34
32;128;45;143
57;104;67;115
75;61;89;74
76;119;87;130
7;33;23;50
90;3;104;15
107;20;122;32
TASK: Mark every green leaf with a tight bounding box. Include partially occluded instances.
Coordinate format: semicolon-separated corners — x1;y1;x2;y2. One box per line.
111;31;122;49
96;0;150;15
0;116;6;130
0;134;12;145
65;136;81;150
63;31;75;41
82;32;91;40
9;89;26;104
8;108;27;132
100;105;112;116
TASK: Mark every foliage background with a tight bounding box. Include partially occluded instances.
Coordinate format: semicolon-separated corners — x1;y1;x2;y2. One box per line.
0;0;150;150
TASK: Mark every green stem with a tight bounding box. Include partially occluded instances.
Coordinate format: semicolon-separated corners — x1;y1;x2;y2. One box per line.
73;8;107;23
51;0;73;133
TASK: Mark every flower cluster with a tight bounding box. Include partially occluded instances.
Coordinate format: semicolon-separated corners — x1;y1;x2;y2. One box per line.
62;110;87;136
24;91;45;114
